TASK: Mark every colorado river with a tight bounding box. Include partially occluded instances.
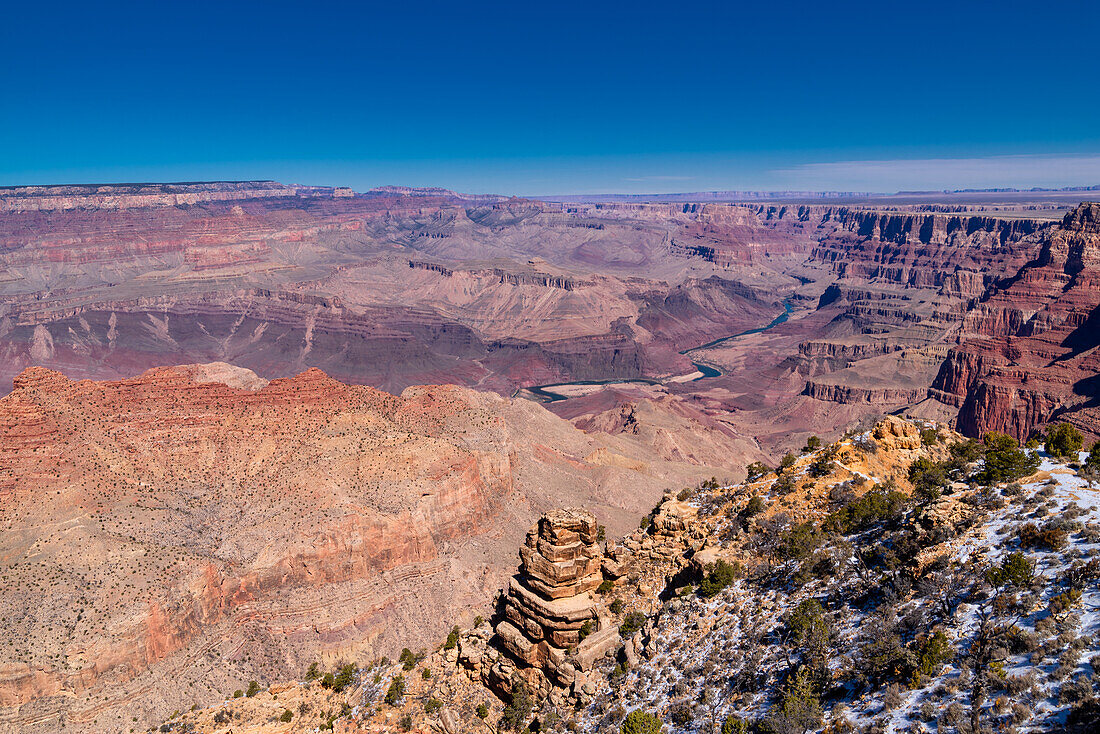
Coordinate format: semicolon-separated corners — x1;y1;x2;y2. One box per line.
520;298;794;402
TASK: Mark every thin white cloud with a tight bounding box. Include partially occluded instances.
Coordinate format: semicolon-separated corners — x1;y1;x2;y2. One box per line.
774;154;1100;192
622;175;695;183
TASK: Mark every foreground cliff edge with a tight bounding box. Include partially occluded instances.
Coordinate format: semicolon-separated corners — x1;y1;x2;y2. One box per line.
157;417;1100;733
0;364;725;732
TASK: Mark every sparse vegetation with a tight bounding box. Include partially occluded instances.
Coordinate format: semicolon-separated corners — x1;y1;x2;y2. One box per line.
499;685;533;730
620;710;663;734
978;431;1040;483
384;675;405;706
1045;422;1084;459
698;559;740;598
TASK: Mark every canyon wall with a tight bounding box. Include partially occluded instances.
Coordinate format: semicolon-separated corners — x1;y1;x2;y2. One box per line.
930;202;1100;440
0;364;717;732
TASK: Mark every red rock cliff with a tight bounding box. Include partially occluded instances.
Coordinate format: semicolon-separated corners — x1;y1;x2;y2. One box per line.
930;202;1100;440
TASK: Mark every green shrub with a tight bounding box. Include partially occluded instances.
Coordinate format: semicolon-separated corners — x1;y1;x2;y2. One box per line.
978;432;1039;484
619;612;646;638
620;709;663;734
722;715;748;734
742;495;765;517
597;579;615;594
320;672;335;689
908;457;948;502
233;690;243;698
476;703;489;719
822;486;907;535
778;453;797;473
425;698;443;714
245;680;261;697
398;714;412;731
920;428;939;446
332;664;356;693
950;438;984;463
399;648;423;671
803;436;821;452
1085;442;1100;475
280;709;293;723
772;473;797;494
305;662;320;681
698;559;740;598
444;625;460;650
916;630;953;676
788;599;829;649
987;552;1034;588
384;675;405;706
422;668;431;679
609;598;624;615
778;522;823;560
578;620;592;642
745;462;771;481
500;686;533;730
806;449;835;478
1046;423;1084;459
778;666;822;732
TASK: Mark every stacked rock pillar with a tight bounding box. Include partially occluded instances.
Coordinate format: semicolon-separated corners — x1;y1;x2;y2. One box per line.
489;509;620;698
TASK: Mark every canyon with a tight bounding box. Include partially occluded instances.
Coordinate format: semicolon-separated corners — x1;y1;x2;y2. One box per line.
0;363;720;732
2;181;1099;730
4;181;1095;454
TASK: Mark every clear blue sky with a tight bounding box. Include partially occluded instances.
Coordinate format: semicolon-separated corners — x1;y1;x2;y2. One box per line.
3;1;1098;194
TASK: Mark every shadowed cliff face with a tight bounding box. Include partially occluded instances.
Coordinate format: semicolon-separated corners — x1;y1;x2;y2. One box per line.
0;364;720;732
931;202;1100;440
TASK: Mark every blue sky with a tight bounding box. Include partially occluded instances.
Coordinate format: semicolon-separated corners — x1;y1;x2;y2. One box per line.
2;1;1098;194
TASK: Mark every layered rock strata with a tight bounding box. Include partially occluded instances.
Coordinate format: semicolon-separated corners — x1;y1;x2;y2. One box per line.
0;365;714;733
930;202;1100;440
487;510;619;699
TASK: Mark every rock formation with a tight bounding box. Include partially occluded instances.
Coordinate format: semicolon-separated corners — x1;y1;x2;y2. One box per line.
0;365;717;733
485;510;619;701
930;202;1100;440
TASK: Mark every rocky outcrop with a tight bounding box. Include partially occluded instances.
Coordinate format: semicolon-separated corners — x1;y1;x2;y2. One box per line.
798;340;906;361
486;510;619;699
930;203;1100;440
409;260;580;290
802;381;927;405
